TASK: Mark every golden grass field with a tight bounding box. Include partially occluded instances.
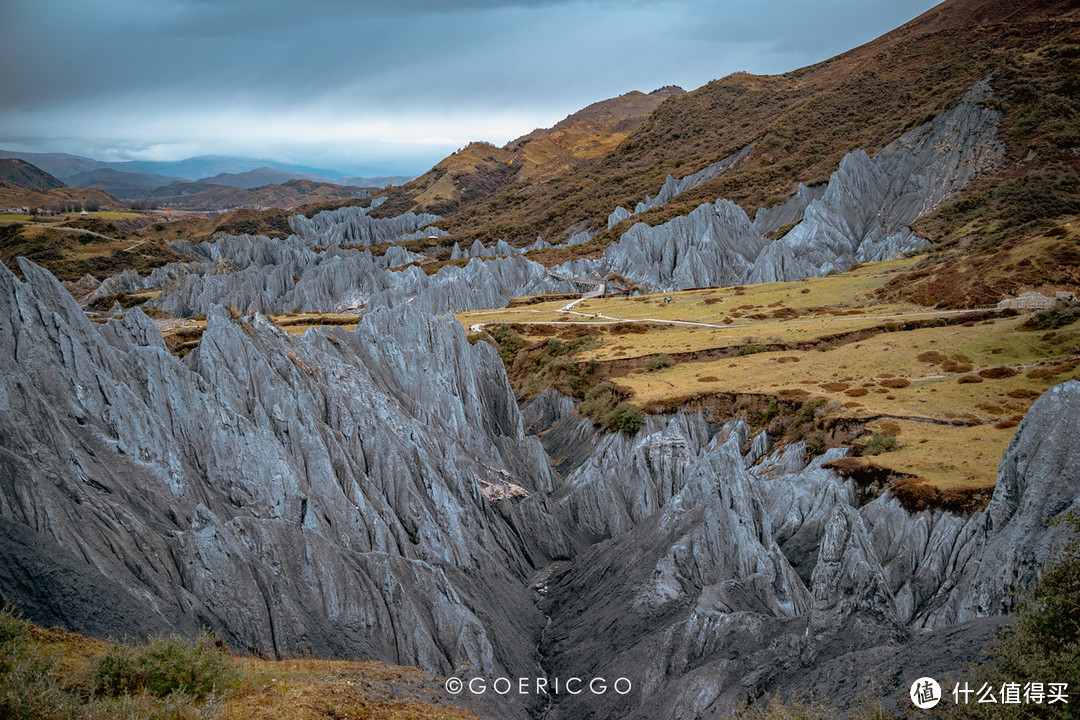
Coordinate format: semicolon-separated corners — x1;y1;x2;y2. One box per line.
457;257;1080;495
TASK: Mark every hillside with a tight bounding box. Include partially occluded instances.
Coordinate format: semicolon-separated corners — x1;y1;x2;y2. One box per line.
146;178;369;211
0;609;478;720
0;158;66;191
0;184;125;213
377;87;683;216
2;2;1080;719
373;0;1078;256
64;168;189;199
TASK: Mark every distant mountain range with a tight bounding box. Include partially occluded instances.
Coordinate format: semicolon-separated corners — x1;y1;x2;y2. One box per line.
0;150;412;192
0;150;412;211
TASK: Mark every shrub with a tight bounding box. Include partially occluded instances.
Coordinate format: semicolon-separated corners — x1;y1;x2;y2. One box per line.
879;378;910;388
845;387;870;397
491;325;525;360
601;402;644;433
916;350;948;363
979;366;1019;379
763;397;779;423
862;432;900;456
92;631;239;701
804;432;826;457
958;374;985;384
948;514;1080;719
645;354;674;372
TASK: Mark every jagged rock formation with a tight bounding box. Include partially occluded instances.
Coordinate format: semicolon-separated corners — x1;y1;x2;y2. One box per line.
0;259;564;719
449;238;522;259
528;381;1080;718
594;198;771;289
288;204;440;247
606;143;753;228
2;253;1079;719
587;78;1003;291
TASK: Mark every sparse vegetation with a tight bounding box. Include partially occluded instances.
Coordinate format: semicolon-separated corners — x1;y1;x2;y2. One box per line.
1022;301;1080;331
0;608;478;720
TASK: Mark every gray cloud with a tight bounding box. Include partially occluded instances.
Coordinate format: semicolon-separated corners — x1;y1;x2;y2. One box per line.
0;0;939;175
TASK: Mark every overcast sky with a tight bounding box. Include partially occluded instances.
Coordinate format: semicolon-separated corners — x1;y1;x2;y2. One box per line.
0;0;940;177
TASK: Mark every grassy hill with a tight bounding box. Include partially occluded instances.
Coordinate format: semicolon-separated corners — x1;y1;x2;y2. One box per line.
373;0;1077;255
0;158;67;192
145;178;368;211
376;87;682;217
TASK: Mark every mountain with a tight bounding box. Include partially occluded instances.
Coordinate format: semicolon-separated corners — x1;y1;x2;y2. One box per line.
378;86;683;215
146;178;368;210
0;150;107;179
196;166;336;189
0;150;358;184
374;0;1078;254
336;174;413;188
0;158;66;191
62;168;189;200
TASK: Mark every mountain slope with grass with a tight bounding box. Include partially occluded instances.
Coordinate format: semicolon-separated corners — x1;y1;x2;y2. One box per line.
373;0;1077;256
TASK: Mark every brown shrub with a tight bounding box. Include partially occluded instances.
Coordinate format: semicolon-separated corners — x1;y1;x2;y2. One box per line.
698;375;719;382
821;382;849;391
1027;361;1078;379
1007;388;1041;399
777;356;801;363
916;350;947;364
703;297;723;305
958;375;984;384
995;420;1020;429
978;366;1018;379
879;378;910;388
845;387;870;397
942;360;974;373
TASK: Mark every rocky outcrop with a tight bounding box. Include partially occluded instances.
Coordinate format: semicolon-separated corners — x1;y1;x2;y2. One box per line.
591;199;770;290
606;143;753;228
745;79;1003;283
588;78;1003;292
0;258;568;719
288;204;440;247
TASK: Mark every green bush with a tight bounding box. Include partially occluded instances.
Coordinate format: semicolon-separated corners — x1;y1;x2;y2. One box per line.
763;397;780;423
601;402;644;433
92;631;238;701
862;432;900;456
645;354;674;372
937;513;1080;719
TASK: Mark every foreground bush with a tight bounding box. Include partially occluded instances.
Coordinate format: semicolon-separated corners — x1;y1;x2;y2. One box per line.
92;631;239;701
0;608;238;720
